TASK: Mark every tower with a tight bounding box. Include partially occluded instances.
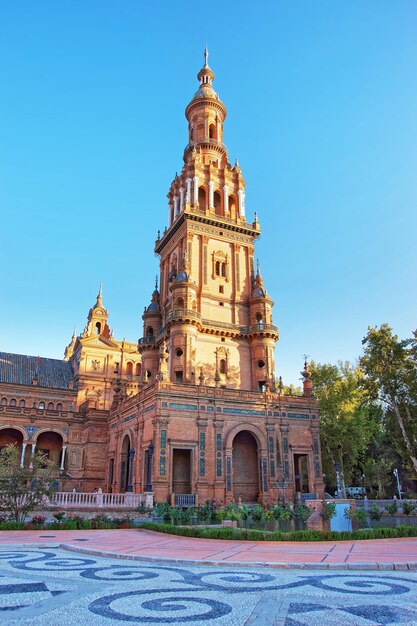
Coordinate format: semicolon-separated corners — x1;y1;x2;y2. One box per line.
152;49;279;391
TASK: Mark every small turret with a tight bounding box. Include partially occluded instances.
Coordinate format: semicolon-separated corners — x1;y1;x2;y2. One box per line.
249;261;278;391
64;325;77;360
82;284;111;338
301;358;313;397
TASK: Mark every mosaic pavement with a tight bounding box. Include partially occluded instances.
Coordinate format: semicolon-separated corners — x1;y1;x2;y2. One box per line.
0;548;417;625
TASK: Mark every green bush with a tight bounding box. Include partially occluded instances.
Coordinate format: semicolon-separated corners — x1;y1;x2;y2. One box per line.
0;521;25;530
386;501;398;516
369;503;383;521
321;500;336;520
402;500;416;516
293;503;313;521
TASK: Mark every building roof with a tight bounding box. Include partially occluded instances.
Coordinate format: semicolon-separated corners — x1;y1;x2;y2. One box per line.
0;352;76;391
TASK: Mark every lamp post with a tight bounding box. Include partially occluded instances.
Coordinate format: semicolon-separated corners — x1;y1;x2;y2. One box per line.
393;468;402;501
337;444;346;498
361;473;366;498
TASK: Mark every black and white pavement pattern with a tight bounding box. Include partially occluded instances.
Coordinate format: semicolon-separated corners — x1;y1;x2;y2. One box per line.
0;548;417;625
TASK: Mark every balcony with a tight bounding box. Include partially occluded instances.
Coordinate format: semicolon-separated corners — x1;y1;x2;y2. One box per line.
165;309;202;324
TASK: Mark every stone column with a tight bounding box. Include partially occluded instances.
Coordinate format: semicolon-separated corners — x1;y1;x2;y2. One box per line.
29;443;36;469
193;176;199;204
186;178;191;204
238;189;246;217
127;448;135;492
168;202;172;226
174;196;179;217
180;187;185;211
208;181;214;209
20;443;27;468
223;185;229;214
60;445;67;471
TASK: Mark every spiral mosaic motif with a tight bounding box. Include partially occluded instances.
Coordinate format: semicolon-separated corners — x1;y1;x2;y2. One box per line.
1;548;417;624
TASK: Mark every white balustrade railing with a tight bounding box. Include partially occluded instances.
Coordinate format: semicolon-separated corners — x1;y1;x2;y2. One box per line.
50;491;148;509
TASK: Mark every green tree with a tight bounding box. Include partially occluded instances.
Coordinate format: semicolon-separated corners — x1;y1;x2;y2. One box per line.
0;445;57;522
311;361;381;493
360;325;417;475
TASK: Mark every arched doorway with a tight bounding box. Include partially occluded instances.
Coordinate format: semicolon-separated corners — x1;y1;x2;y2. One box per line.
232;431;259;503
120;435;131;492
36;432;63;467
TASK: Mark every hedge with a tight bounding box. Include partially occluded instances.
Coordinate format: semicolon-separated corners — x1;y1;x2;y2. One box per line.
139;522;417;542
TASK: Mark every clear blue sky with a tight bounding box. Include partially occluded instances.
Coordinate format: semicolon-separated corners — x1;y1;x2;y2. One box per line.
1;1;416;385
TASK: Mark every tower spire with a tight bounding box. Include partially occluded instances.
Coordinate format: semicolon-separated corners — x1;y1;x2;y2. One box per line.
204;44;209;68
96;283;103;307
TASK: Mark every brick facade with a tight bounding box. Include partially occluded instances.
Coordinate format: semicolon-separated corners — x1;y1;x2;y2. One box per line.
0;51;324;504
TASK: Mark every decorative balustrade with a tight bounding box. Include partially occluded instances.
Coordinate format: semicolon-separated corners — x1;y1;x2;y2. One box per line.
51;491;147;509
174;494;196;507
165;309;202;324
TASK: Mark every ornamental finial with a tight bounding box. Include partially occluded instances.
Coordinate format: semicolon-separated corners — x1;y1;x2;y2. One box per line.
204;44;209;68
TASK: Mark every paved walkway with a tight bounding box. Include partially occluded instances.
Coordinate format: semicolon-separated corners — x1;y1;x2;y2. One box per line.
2;529;417;569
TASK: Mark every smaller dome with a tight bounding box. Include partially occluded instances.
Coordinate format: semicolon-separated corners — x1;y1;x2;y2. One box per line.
193;85;218;100
176;271;189;283
146;302;160;313
253;287;266;297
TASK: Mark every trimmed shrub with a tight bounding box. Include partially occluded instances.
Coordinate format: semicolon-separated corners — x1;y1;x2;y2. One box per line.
139;522;417;542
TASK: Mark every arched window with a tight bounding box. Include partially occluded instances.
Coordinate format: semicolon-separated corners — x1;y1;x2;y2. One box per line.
126;362;133;376
135;362;142;377
38;402;45;410
215;261;220;276
256;312;264;328
56;403;63;411
47;402;54;410
221;262;226;277
213;191;222;216
198;187;207;209
9;399;16;407
95;322;101;335
1;398;7;406
19;399;25;408
176;297;184;309
219;359;227;375
146;326;154;337
209;123;216;139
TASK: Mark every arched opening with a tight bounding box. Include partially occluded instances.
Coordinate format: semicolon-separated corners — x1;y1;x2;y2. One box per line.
47;402;54;410
95;322;101;335
219;359;227;375
146;326;154;337
56;403;62;411
232;431;259;502
9;398;16;407
126;362;133;377
19;400;25;408
198;187;207;210
176;297;184;309
213;190;222;216
255;312;263;328
38;402;45;410
229;195;237;218
120;435;131;492
135;362;142;378
1;398;7;406
0;428;23;453
35;431;63;467
209;123;217;139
